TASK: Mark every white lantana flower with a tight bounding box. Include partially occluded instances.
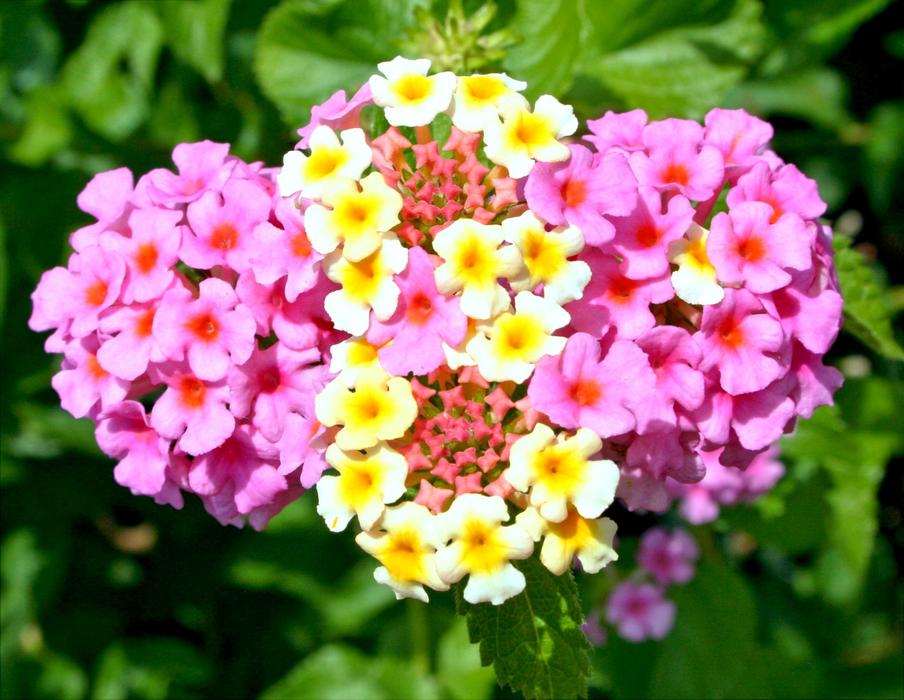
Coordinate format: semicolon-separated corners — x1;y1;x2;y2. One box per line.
483;94;577;178
466;291;570;383
517;506;619;576
323;235;408;336
432;219;522;320
316;442;408;531
503;212;590;305
328;336;383;387
277;126;372;199
668;223;725;305
506;425;619;523
435;494;534;605
305;172;403;262
356;502;449;603
369;56;456;127
451;73;527;132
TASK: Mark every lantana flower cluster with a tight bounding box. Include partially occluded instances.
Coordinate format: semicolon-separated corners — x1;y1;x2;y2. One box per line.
30;56;842;607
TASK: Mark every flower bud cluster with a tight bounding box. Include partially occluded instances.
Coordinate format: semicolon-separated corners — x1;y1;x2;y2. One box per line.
30;56;842;607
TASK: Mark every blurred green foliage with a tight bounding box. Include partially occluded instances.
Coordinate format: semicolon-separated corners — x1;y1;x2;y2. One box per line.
1;0;902;698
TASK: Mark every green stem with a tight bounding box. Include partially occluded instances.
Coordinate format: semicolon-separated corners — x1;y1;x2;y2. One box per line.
407;599;430;675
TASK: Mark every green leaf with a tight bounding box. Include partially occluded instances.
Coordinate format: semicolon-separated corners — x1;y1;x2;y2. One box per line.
503;0;589;97
762;0;893;71
59;1;163;141
832;235;904;360
581;0;764;119
781;377;904;604
863;100;904;214
254;0;423;127
6;85;72;166
436;617;496;700
261;645;440;700
726;67;852;131
92;638;213;700
157;0;232;84
457;556;591;700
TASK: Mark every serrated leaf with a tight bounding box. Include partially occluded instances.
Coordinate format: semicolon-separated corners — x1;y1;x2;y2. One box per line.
503;0;590;97
832;236;904;360
157;0;232;84
457;556;591;700
582;0;764;119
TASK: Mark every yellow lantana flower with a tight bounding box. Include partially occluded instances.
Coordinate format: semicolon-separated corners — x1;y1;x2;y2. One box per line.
314;366;417;451
356;502;449;602
432;219;522;320
305;172;403;262
507;425;619;523
276;126;372;200
316;441;408;531
668;223;725;305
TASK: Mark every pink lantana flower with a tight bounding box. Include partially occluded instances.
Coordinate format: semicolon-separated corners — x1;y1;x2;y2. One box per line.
228;342;324;442
107;208;183;303
95;401;183;507
528;332;654;438
625;429;703;483
763;266;843;355
702;108;773;178
236;272;337;353
708;202;814;293
52;337;129;419
567;249;673;340
367;247;467;375
696;288;787;396
181;179;272;272
790;342;844;419
250;198;322;302
632;326;704;433
691;373;796;452
142;140;235;207
55;245;127;339
150;364;235;456
154;278;256;382
524;145;637;246
606;582;676;642
295;84;372;149
97;298;168;380
667;447;784;524
630;119;725;202
584;109;647;154
186;424;287;525
610;187;695;280
70;167;134;251
727;161;826;222
637;527;699;586
277;408;329;488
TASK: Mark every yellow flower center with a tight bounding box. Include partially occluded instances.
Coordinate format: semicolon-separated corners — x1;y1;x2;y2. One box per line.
548;508;593;548
508;111;554;151
333;192;381;240
684;234;716;275
380;528;427;582
335;249;384;302
492;313;547;362
533;443;586;495
522;228;567;283
337;460;382;511
459;518;508;575
304;147;349;181
451;233;497;289
393;74;432;104
462;75;506;105
347;338;379;366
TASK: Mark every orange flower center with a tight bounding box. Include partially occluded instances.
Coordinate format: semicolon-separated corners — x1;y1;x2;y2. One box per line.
562;179;587;208
569;378;602;406
178;376;206;408
405;292;434;325
134;243;158;273
210;223;238;250
85;281;108;307
186;312;220;342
